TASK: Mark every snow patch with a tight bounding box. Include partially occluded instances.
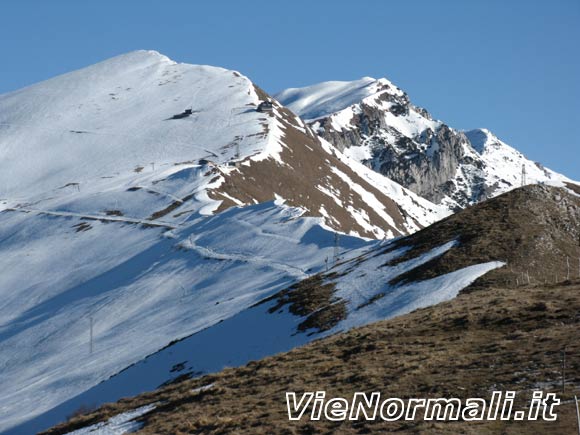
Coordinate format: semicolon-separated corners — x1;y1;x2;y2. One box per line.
64;404;156;435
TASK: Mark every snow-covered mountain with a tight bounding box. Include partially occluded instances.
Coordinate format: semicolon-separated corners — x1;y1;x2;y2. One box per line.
276;77;575;209
8;50;573;434
0;51;455;433
12;209;502;435
0;51;446;239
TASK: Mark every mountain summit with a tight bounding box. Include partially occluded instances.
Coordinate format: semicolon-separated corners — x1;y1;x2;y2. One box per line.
276;77;574;209
0;51;444;239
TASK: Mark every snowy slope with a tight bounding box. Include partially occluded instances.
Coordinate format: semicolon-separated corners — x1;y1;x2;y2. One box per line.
317;137;449;231
10;228;502;435
276;78;575;209
0;50;275;229
0;200;370;433
464;128;569;192
274;77;388;121
0;195;479;435
0;50;267;200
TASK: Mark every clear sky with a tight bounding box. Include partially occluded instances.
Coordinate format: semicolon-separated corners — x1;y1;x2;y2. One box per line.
1;0;578;179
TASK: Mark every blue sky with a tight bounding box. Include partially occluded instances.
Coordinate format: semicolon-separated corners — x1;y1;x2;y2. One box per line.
1;0;578;179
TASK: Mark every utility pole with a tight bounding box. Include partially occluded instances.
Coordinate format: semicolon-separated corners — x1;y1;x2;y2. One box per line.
179;284;188;301
521;164;527;187
333;232;340;266
574;396;580;435
89;316;94;355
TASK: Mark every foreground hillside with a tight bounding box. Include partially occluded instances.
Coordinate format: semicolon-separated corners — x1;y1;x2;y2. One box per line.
383;183;580;291
44;280;580;435
7;199;495;434
41;184;580;434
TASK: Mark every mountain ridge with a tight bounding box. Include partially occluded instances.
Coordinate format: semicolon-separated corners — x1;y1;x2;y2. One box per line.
276;76;575;209
1;51;577;434
0;50;445;238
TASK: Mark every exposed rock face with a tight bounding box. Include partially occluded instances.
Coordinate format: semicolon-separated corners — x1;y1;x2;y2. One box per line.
276;78;574;210
312;99;487;208
367;123;476;205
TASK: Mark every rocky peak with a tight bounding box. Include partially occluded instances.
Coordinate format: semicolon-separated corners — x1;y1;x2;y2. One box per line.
277;78;574;210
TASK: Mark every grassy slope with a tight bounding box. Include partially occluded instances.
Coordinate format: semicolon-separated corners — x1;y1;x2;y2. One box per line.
386;184;580;290
43;280;580;435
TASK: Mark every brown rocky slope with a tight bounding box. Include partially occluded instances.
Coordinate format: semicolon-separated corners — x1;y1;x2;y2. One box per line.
205;87;443;239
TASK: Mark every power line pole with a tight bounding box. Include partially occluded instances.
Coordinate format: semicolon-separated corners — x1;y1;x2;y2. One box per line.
574;395;580;435
333;232;340;265
89;316;94;355
521;164;527;187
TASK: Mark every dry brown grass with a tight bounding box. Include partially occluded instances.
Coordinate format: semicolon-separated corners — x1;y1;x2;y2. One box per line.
43;280;580;435
206;85;413;239
263;273;346;333
386;184;580;291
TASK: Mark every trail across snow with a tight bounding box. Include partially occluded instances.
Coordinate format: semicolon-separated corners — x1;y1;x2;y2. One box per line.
20;237;504;435
10;207;178;229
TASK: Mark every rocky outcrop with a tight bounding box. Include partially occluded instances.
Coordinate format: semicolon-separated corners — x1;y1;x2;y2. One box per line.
313;99;484;208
